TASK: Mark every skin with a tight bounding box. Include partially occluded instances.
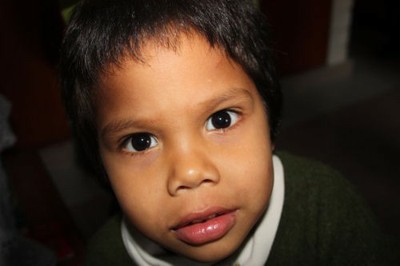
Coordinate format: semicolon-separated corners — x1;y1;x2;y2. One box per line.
96;33;274;262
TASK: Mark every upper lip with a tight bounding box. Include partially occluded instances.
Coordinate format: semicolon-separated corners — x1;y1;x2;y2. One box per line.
171;207;236;230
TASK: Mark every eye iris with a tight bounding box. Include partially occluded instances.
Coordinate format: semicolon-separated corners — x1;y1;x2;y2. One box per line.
131;133;151;151
212;111;231;129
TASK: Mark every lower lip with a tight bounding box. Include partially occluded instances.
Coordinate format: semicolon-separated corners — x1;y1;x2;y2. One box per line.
174;211;236;245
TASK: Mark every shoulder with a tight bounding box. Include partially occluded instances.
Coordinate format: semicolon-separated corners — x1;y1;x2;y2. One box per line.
276;151;366;209
277;151;346;186
85;214;132;266
268;151;388;265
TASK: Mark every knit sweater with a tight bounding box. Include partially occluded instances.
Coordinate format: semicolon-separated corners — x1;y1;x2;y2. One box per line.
85;152;393;265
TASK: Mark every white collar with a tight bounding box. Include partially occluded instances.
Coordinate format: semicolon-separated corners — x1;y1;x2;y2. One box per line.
121;155;285;266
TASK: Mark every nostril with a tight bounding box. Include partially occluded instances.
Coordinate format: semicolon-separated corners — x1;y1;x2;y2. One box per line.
173;178;216;195
202;179;214;185
176;185;191;191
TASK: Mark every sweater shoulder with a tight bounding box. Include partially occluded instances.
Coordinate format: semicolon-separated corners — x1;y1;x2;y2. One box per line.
276;151;345;185
85;214;132;266
269;151;387;265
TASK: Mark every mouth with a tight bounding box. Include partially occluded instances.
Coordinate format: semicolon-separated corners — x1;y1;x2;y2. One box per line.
171;208;237;246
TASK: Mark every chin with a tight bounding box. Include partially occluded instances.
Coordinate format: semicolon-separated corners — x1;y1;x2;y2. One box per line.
183;252;231;263
175;241;240;263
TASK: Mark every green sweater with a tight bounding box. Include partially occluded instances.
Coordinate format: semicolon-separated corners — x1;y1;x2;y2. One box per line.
86;152;395;265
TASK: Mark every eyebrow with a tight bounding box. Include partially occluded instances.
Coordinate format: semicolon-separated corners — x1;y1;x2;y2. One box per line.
197;87;254;113
101;118;158;140
101;87;254;139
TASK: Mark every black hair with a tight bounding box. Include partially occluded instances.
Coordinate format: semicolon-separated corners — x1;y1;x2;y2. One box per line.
60;0;282;178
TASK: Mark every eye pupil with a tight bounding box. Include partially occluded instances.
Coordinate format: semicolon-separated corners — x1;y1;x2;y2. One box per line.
211;111;231;129
131;133;151;151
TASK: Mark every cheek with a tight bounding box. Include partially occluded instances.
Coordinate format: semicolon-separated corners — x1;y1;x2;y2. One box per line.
232;154;273;207
101;155;166;224
224;116;273;207
109;170;171;240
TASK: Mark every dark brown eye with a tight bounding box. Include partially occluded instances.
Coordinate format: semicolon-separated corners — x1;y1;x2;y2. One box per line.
206;110;239;130
124;133;158;152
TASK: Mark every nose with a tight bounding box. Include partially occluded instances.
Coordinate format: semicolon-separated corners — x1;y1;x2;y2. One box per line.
167;143;220;196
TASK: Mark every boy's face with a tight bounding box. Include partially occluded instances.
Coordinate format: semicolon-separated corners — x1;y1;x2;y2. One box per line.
97;34;274;262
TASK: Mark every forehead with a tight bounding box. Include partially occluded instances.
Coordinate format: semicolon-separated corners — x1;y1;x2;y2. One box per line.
103;33;236;85
96;33;257;129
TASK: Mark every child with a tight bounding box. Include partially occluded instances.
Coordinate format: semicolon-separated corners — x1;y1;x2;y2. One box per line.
60;0;391;265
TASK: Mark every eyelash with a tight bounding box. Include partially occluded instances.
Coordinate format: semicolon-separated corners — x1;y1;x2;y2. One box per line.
120;109;242;154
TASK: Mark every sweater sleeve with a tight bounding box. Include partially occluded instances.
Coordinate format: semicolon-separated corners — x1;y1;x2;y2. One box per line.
267;152;391;266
